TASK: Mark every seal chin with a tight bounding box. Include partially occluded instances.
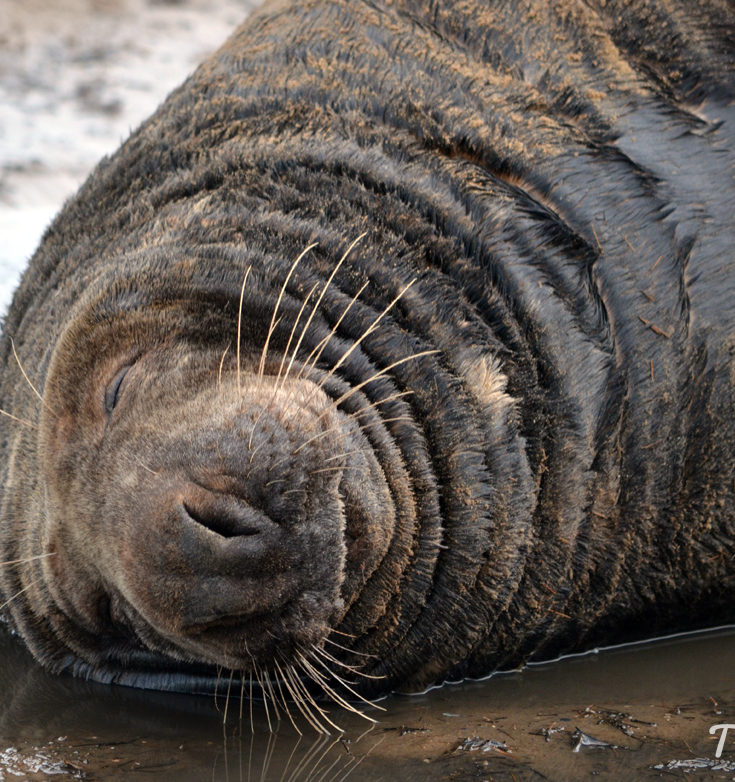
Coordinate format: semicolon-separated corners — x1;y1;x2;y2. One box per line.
38;344;395;676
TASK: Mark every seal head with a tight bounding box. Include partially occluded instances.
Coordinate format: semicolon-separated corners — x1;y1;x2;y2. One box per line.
33;290;395;678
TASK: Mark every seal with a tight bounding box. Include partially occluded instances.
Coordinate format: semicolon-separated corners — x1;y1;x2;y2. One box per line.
1;0;734;725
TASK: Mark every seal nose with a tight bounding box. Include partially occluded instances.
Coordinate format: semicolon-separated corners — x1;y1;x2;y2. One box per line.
170;486;296;581
109;480;305;648
182;494;267;538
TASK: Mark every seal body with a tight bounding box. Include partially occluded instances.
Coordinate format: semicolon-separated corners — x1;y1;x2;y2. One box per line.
1;0;734;701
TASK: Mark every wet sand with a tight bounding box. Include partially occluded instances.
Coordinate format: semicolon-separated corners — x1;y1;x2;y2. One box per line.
1;2;735;780
2;626;735;780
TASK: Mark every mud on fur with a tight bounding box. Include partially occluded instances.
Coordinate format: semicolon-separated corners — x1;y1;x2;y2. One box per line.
1;0;735;733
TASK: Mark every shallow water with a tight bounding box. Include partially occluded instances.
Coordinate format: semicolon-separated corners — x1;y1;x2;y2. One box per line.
2;625;735;780
2;2;735;780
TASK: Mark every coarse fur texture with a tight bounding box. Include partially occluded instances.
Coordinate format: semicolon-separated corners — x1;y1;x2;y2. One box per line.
1;0;734;721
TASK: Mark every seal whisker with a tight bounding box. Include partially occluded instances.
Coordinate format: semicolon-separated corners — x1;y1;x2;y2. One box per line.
245;360;292;456
269;671;285;725
312;645;385;681
323;637;376;658
303;649;359;688
287;660;345;733
264;478;287;488
362;414;414;427
279;233;367;394
262;664;282;724
314;414;415;454
273;658;304;736
301;650;377;711
287;391;413;459
282;663;334;734
236;265;252;401
299;653;375;716
257;243;318;389
314;279;417;393
323;450;360;463
297;415;415;459
350;390;415;418
274;282;319;394
254;665;274;733
283;278;416;428
324;629;357;640
239;669;245;723
295;281;371;384
0;552;55;568
214;664;223;713
291;415;416;469
291;673;345;736
279;277;415;433
280;488;305;498
280;668;322;734
296;652;379;721
311;646;363;673
222;668;235;725
131;454;159;475
217;343;231;395
249;669;255;736
10;337;57;418
286;413;415;469
247;407;269;457
0;575;43;612
0;407;36;429
311;349;439;430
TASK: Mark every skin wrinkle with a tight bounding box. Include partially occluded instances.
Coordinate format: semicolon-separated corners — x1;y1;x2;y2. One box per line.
0;0;733;720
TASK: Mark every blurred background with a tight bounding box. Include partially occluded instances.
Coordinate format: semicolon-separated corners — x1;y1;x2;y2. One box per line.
0;0;259;314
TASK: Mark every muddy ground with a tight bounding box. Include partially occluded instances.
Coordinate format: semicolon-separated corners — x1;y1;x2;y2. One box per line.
2;625;735;780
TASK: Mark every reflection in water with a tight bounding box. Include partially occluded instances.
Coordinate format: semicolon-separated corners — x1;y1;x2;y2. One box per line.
0;626;385;780
210;729;385;782
1;624;735;780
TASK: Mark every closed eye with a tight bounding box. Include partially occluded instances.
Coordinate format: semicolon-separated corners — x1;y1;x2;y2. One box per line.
104;364;133;417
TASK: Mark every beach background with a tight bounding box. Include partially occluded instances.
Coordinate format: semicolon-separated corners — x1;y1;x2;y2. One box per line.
0;0;258;313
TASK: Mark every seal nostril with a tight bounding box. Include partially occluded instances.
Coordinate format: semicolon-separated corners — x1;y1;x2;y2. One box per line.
182;501;262;538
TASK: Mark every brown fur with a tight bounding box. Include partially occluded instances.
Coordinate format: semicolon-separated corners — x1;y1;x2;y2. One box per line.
1;0;734;721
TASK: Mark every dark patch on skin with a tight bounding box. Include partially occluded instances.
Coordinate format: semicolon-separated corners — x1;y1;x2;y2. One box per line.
0;0;734;710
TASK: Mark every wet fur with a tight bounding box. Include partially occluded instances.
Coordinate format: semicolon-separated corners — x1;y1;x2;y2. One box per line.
1;0;734;717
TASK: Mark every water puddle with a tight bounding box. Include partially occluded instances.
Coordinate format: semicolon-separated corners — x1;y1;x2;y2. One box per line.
1;625;734;780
